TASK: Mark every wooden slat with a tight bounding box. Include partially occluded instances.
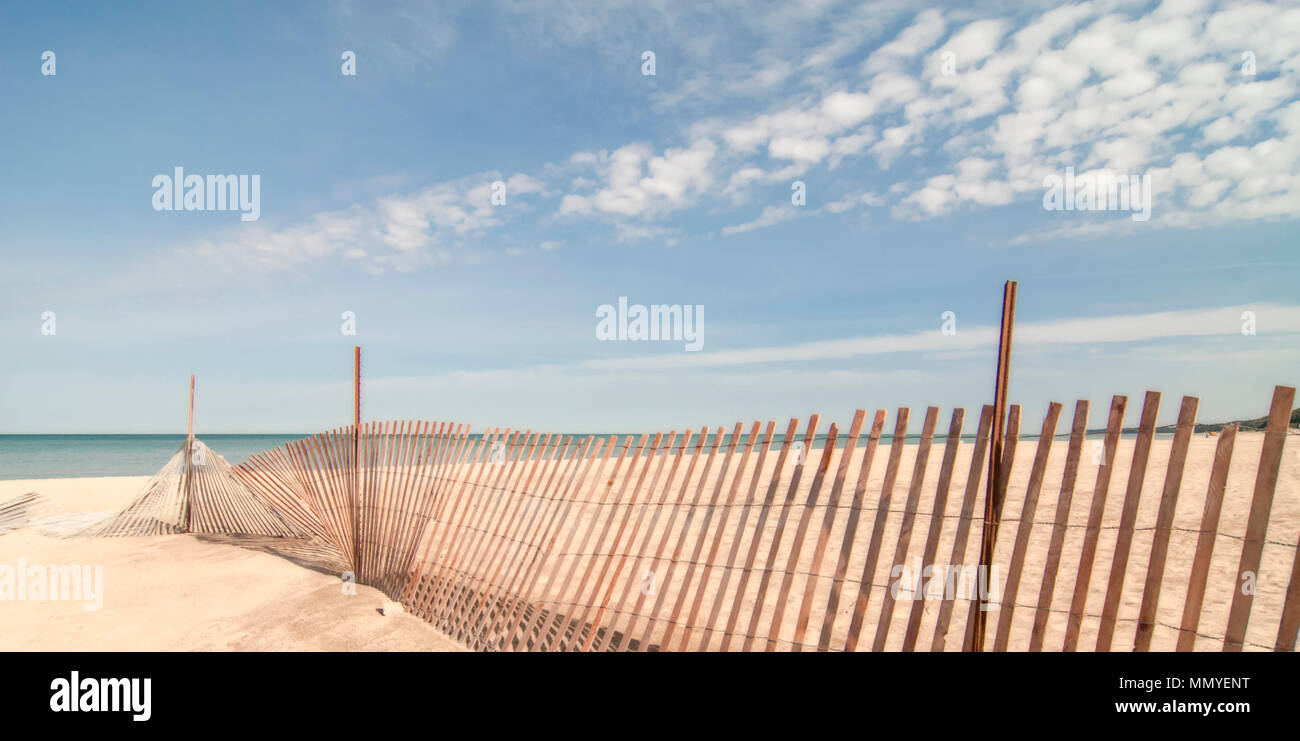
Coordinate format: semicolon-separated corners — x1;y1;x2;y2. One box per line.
428;429;527;628
677;423;761;652
718;419;800;651
638;427;727;651
615;430;701;652
929;405;992;651
765;422;839;651
422;430;513;624
1029;400;1088;651
993;401;1062;651
1062;396;1127;651
843;408;909;651
592;428;686;650
873;406;939;651
793;410;866;651
816;410;886;651
700;421;778;651
588;432;679;652
1176;424;1236;651
499;435;607;651
737;415;820;651
473;435;577;650
1133;396;1198;651
1224;385;1296;651
901;408;963;651
515;434;614;650
660;424;746;651
558;434;653;650
453;432;556;643
538;434;634;650
1095;390;1161;651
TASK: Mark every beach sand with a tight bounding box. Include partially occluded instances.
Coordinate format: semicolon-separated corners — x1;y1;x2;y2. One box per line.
3;428;1297;652
0;476;465;651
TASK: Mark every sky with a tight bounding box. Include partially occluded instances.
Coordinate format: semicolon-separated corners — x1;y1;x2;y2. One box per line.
1;0;1298;434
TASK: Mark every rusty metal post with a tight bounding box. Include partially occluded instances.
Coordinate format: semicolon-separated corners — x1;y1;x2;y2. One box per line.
353;346;362;580
973;280;1016;650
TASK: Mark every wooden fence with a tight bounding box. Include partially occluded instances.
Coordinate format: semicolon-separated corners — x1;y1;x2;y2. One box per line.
88;440;301;538
232;385;1299;651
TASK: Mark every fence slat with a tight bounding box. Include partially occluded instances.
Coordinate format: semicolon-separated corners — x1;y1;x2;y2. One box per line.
994;401;1062;651
1175;425;1236;651
592;430;685;651
1062;396;1127;651
500;435;607;651
873;406;939;651
766;422;839;651
742;416;820;651
843;408;910;651
718;419;799;651
616;430;701;651
816;410;886;652
678;423;763;652
700;422;777;651
1225;385;1296;651
794;410;867;651
1029;400;1087;651
1133;396;1198;651
901;408;964;651
930;406;992;652
663;424;747;651
1096;391;1161;651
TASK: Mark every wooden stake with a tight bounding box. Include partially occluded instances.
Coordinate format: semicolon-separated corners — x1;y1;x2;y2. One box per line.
973;280;1016;650
353;346;362;580
183;374;195;533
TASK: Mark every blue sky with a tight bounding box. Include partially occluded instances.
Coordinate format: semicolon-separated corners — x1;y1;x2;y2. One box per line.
1;0;1298;433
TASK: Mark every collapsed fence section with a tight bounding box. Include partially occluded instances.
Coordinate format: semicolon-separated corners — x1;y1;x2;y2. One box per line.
232;385;1299;651
87;440;301;538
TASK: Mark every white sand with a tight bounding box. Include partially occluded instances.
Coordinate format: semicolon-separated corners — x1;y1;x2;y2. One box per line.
0;476;464;651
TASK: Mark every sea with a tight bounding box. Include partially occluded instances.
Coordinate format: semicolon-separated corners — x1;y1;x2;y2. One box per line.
0;429;1169;480
0;435;306;480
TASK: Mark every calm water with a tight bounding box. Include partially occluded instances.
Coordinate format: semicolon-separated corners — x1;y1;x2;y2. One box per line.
0;435;308;480
0;430;1163;480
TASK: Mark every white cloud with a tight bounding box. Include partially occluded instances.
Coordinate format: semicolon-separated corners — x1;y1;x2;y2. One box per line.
559;140;717;219
187;172;538;274
722;205;798;235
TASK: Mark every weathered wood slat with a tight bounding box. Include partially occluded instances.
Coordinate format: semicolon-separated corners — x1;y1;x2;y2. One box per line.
993;401;1062;651
1095;391;1161;651
1062;396;1127;651
1029;400;1087;651
873;406;939;651
1133;396;1198;651
930;406;992;652
1224;385;1296;651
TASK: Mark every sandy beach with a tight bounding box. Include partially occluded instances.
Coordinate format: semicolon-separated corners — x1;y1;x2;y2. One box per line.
0;476;464;651
3;428;1296;652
